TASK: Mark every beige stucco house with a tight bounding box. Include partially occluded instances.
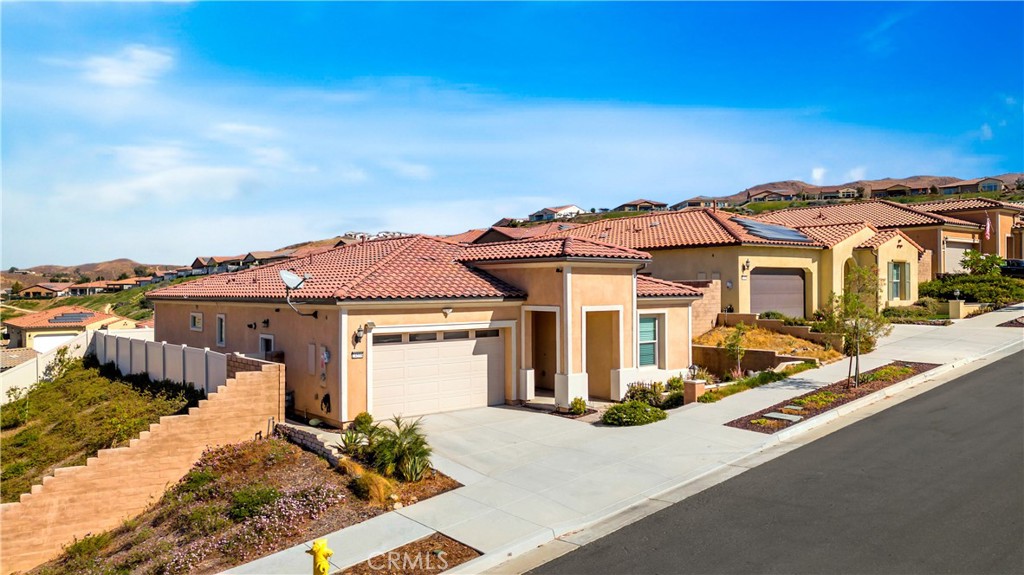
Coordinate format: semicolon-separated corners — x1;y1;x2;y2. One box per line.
547;209;923;318
4;306;137;352
911;198;1024;261
147;235;702;427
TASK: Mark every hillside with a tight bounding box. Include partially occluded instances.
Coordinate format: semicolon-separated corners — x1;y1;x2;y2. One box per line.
3;259;181;290
725;175;962;203
2;277;198;322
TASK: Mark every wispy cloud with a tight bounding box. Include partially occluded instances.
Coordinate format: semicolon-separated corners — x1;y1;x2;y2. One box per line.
811;167;828;185
380;159;434;181
79;44;174;87
979;123;994;141
862;12;910;56
844;166;868;181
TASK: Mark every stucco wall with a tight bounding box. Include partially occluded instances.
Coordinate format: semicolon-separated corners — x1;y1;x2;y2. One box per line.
675;279;720;337
0;362;284;575
692;345;816;377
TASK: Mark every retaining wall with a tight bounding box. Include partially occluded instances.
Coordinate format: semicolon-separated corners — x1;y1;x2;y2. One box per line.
717;313;845;351
0;350;285;574
692;345;818;377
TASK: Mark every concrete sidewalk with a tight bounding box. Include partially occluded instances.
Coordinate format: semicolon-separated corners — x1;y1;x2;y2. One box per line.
227;304;1024;575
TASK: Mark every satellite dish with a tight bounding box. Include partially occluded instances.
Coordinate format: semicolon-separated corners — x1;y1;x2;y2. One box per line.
279;269;305;290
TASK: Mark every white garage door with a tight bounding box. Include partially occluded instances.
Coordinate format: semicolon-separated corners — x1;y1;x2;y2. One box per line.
944;241;974;274
372;329;505;419
32;334;76;353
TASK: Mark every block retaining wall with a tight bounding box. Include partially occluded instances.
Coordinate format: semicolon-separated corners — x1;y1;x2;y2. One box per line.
0;362;285;575
692;345;819;377
275;423;342;468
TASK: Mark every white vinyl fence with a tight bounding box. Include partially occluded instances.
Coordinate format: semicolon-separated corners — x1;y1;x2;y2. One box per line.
0;328;154;404
93;332;227;395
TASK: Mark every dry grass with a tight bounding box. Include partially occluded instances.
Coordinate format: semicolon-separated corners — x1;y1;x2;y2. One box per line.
694;326;842;362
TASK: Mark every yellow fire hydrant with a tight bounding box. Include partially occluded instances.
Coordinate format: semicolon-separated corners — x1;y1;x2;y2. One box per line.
307;539;333;575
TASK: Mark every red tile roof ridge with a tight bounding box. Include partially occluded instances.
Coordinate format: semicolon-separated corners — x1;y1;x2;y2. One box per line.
560;235;652;258
876;200;980;227
856;229;925;253
792;220;878;231
635;275;702;297
330;235;424;299
704;209;746;243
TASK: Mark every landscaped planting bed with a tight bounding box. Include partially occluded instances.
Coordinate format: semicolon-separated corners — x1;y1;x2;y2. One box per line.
339;533;480;575
997;316;1024;328
725;361;939;434
694;325;842;363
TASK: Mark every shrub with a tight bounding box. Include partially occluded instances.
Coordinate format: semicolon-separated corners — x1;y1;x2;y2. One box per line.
228;484;281;520
370;416;433;482
690;365;716;383
349;471;394;505
64;532;113;564
569;396;587;415
623;384;662;407
860;364;914;383
758;310;786;320
175;469;219;497
666;374;685;392
792;391;840;409
960;249;1003;276
725;323;748;371
336;457;366;477
601;401;667;426
178;503;231;536
920;275;1024;307
353;411;374;433
661;391;686;409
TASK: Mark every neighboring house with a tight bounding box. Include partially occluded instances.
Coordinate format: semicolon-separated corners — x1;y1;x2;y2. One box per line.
614;199;668;212
529;205;585;222
68;281;108;296
104;277;146;291
191;255;246;275
443;229;488;244
545;209;923;318
470;222;578;244
745;189;800;203
869;184;911;198
4;306;137;352
938;177;1005;195
912;198;1024;260
147;235;703;426
759;200;980;276
670;197;733;210
15;282;73;299
242;250;298;268
1;348;39;372
816;187;861;200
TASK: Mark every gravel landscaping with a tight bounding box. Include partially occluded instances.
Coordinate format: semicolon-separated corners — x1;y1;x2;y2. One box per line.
726;361;940;434
339;533;480;575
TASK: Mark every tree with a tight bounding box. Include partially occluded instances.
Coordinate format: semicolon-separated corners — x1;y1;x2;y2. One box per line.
1015;177;1024;191
7;266;16;273
10;281;24;294
960;249;1002;276
133;265;150;278
725;323;748;376
929;184;939;195
838;263;893;386
117;272;130;280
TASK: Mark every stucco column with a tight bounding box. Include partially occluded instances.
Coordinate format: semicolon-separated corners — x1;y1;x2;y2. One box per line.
554;373;588;410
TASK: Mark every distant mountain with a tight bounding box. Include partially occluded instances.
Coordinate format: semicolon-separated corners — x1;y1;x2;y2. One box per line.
3;258;180;289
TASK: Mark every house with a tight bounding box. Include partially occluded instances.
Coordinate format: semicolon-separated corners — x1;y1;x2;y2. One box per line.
528;205;585;222
614;199;667;212
68;281;108;296
4;306;137;352
147;235;703;426
467;222;578;244
759;200;980;277
745;189;800;203
670;197;732;210
191;255;246;275
816;186;861;200
911;198;1024;260
104;277;146;291
869;184;912;198
242;250;298;268
938;177;1005;195
545;209;923;318
15;282;73;299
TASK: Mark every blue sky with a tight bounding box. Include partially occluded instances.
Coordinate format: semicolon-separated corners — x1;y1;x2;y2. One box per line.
3;2;1022;267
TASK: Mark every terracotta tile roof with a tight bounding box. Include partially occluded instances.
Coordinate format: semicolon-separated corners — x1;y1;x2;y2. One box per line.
488;222;579;240
459;237;651;262
759;200;980;229
794;222;874;248
1;348;39;371
246;250;297;260
136;317;156;328
3;305;129;329
636;276;702;298
856;229;925;253
444;229;488;244
617;198;667;207
148;236;527;303
71;281;110;289
938;177;1003;188
911;198;1024;213
20;282;74;293
545;209;824;249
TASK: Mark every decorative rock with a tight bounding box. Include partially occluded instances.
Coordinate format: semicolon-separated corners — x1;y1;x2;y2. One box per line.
393;502;404;509
783;405;804;411
764;411;803;423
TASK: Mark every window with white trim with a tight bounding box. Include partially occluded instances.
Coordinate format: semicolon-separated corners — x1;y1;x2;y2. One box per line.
259;334;274;354
639;316;659;367
190;312;203;332
215;314;226;346
889;262;909;300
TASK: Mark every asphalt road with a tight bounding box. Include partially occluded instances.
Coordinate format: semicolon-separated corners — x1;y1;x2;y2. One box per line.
532;352;1024;575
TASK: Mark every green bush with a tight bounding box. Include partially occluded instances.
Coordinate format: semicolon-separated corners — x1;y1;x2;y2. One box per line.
860;364;914;383
175;469;219;496
661;391;686;409
665;374;685;392
228;484;281;520
178;503;231;536
569;397;587;415
353;411;374;433
758;310;786;320
64;532;113;562
601;401;667;426
920;275;1024;307
623;384;662;407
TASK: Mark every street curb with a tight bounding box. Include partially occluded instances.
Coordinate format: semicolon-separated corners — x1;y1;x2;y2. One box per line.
455;338;1023;575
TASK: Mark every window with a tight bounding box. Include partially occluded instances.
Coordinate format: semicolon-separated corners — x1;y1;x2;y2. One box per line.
475;329;499;338
259;334;274;354
409;332;437;342
889;262;908;300
981;182;1000;192
697;272;708;280
190;312;203;332
443;331;470;340
639;316;658;367
215;314;226;346
373;333;403;345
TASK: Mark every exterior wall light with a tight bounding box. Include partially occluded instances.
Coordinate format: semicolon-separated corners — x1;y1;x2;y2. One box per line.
442;307;453;317
743;259;751;271
354;326;365;343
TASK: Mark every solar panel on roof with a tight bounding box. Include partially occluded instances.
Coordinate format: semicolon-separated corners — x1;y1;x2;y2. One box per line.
49;312;96;324
734;219;814;243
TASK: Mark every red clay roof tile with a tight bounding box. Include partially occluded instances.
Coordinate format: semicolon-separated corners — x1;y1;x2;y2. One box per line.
759;200;980;229
459;236;650;262
636;276;702;298
4;306;130;329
